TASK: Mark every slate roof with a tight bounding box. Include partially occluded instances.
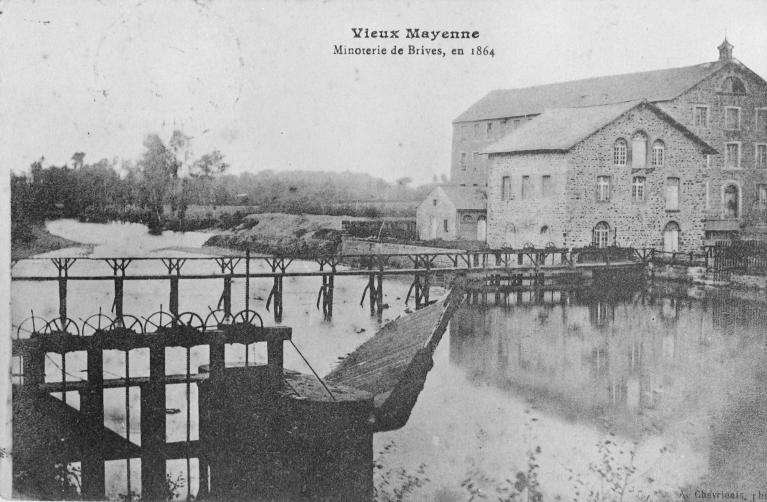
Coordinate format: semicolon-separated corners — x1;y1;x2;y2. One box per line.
484;100;717;155
437;185;486;210
455;61;723;123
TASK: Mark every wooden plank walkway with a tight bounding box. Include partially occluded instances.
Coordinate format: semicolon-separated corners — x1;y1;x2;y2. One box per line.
325;285;465;431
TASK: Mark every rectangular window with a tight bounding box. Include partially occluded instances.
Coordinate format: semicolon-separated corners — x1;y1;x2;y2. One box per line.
460;152;467;170
443;219;449;232
758;108;767;134
651;142;664;167
501;176;511;201
541;175;552;196
473;152;480;169
486;121;493;138
694;106;709;127
725;142;741;168
666;178;680;211
725;107;741;130
759;185;767;206
513;119;521;128
596;175;611;202
474;123;480;137
461;124;469;140
521;176;531;200
432;199;437;206
756;144;767;168
632;176;646;202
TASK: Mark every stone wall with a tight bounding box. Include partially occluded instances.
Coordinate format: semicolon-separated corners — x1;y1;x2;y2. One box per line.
658;62;767;221
486;152;569;248
563;104;709;252
415;188;457;240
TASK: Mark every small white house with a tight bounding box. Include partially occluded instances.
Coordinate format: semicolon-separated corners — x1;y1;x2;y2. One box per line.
416;185;487;241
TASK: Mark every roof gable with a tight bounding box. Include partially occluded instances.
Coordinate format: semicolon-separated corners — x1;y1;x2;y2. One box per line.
455;61;723;123
420;185;486;210
484;100;717;155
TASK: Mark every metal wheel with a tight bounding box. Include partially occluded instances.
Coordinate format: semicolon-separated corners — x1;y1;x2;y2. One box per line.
109;315;144;334
44;317;81;336
204;309;234;330
143;310;178;332
14;314;47;339
523;242;535;250
546;241;557;249
177;312;205;330
233;309;264;328
81;312;114;336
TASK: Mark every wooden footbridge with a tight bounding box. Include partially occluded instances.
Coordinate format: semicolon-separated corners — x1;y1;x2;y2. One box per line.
9;246;648;500
11;246;649;323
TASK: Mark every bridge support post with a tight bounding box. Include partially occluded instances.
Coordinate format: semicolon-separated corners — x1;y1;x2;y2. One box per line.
141;341;166;501
161;259;186;319
266;258;290;323
81;341;105;499
106;259;132;322
51;258;76;321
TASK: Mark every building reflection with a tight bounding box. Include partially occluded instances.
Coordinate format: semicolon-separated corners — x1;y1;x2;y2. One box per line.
450;284;767;433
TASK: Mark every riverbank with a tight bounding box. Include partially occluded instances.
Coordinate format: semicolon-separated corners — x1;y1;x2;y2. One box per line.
11;224;88;261
203;213;352;257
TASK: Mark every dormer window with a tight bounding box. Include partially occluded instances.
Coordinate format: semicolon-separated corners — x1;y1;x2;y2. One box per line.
722;76;746;94
631;132;647;168
651;140;665;167
613;139;627;166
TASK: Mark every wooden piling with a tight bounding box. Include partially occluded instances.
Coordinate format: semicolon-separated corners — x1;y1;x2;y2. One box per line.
141;341;166;501
81;342;105;499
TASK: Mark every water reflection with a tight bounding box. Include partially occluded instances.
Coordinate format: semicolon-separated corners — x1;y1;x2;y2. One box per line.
404;282;767;498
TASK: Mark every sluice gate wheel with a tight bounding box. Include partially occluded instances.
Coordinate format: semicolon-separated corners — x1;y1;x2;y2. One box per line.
108;315;144;334
204;309;235;331
232;309;264;328
43;317;81;336
143;310;178;333
176;312;205;330
81;312;114;336
14;315;47;339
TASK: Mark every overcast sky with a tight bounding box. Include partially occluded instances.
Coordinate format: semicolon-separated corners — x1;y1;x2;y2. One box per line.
2;0;767;185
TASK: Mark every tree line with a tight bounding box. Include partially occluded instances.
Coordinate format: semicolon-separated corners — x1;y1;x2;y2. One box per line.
11;130;436;242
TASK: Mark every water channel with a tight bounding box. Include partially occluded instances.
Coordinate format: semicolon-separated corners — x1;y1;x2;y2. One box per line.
11;220;767;500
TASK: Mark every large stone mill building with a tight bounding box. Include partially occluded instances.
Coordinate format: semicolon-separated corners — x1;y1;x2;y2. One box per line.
417;40;767;252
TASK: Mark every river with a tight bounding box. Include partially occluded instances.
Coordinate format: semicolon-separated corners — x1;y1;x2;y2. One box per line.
11;220;767;501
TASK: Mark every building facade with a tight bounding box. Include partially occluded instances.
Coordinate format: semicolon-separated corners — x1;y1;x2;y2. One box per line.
486;101;715;252
449;40;767;247
416;185;486;241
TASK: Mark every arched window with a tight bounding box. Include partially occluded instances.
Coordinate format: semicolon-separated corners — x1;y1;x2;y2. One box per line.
613;139;627;166
651;140;665;167
722;76;746;94
461;214;474;223
540;225;549;235
632;132;647;168
724;184;740;218
663;221;680;253
592;221;610;248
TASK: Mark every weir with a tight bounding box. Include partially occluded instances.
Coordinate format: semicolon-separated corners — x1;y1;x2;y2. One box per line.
9;246;649;500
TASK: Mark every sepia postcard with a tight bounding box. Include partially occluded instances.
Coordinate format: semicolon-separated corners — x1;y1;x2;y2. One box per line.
3;0;767;500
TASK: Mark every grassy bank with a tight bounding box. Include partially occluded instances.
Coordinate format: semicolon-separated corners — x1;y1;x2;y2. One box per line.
11;224;88;261
204;213;356;257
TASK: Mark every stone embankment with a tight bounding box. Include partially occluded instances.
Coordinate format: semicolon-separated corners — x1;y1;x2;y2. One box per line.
203;213;349;257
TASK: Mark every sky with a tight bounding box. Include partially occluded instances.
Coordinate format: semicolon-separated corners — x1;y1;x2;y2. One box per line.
2;0;767;185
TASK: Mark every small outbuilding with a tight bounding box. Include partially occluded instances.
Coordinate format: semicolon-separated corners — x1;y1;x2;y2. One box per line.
416;185;487;241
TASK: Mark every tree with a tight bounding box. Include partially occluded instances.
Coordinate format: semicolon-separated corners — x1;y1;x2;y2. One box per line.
71;152;85;170
189;150;229;205
138;133;181;222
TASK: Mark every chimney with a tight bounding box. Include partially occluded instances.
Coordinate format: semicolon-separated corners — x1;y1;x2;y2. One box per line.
718;37;734;61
